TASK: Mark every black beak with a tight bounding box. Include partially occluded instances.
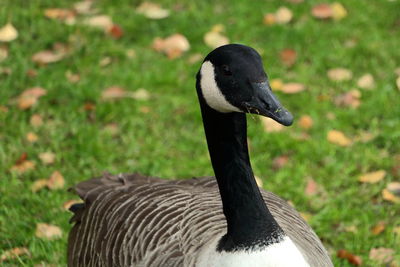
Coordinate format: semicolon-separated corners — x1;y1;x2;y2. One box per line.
242;81;294;126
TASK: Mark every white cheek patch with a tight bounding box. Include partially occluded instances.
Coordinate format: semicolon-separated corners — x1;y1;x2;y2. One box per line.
200;61;242;113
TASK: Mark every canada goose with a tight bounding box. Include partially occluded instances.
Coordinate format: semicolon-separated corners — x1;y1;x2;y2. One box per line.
68;44;333;267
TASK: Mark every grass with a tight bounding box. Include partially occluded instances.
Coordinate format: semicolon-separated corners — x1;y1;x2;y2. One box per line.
1;0;399;265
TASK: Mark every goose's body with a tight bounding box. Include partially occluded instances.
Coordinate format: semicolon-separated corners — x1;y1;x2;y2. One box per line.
68;44;333;266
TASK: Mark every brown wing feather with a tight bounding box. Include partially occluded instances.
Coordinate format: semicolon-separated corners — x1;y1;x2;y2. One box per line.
68;173;332;267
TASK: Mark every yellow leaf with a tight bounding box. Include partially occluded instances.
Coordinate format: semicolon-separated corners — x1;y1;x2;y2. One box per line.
31;179;49;193
359;170;386;184
26;132;38;143
331;2;347;21
382;189;400;203
327;130;352;147
300;212;313;222
275;7;293;24
270;79;284;91
371;221;386;235
298;115;313;130
0;23;18;42
83;15;113;30
136;2;170;19
263;13;276;25
260;117;285;133
204;26;229;49
35;223;62;240
47;171;65;190
357;74;375;90
0;247;30;262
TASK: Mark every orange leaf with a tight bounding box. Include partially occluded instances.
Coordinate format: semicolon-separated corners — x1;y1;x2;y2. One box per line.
270;79;284;91
327;130;352;147
386;182;400;196
26;132;38;143
280;48;297;67
305;178;319;196
337;249;362;266
108;24;124;39
334;89;361;108
32;50;65;64
311;4;333;19
35;223;62;240
358;170;386;184
44;8;76;24
263;13;276;25
371;221;386;235
382;189;400;203
18;87;47;109
298;115;313;130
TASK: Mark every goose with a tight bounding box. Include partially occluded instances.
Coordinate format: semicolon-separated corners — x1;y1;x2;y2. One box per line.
68;44;333;267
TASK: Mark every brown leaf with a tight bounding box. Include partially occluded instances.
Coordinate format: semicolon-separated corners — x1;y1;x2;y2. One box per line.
371;221;386;235
305;178;319;196
83;15;113;31
26;132;38;143
35;223;62;240
30;114;43;127
31;179;49;193
11;153;35;173
260;117;285;132
334;89;361;108
83;102;96;111
280;49;297;67
39;152;55;165
108;24;124;39
327;130;352;147
44;8;76;24
152;33;190;59
0;22;18;42
0;247;30;262
136;2;170;19
357;74;375;90
272;155;290;170
63;199;82;210
331;2;347;21
327;68;353;81
281;82;306;94
263;13;276;25
26;69;38;78
298;115;313;130
101;86;126;100
369;248;395;264
358;170;386;184
382;189;400;203
311;4;333;19
32;50;65;64
386;182;400;196
18;87;47;109
275;7;293;24
337;249;362;266
47;171;65;190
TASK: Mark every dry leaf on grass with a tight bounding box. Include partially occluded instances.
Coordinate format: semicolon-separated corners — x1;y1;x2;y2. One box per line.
305;178;319;196
300;212;312;222
0;23;18;42
263;13;276;25
371;221;386;235
108;24;124;39
357;74;375;90
386;182;400;196
382;189;400;203
44;8;76;24
327;130;352;147
337;250;362;266
275;7;293;24
353;131;376;143
311;4;333;19
153;33;190;59
280;48;297;67
331;3;347;20
74;1;95;14
66;70;80;83
334;89;361;108
32;50;65;65
39;152;55;165
102;87;151;101
281;82;306;94
26;132;38;143
327;68;353;81
358;170;386;184
260;117;285;132
0;247;30;262
136;2;170;19
298;115;313;130
30;114;43;127
17;87;47;109
83;15;113;31
11;153;35;173
204;25;229;49
31;179;49;193
0;105;8;113
369;248;395;264
272;155;290;170
35;223;62;240
47;171;65;190
187;53;203;64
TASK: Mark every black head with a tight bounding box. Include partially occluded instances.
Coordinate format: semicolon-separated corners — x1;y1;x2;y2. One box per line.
197;44;293;126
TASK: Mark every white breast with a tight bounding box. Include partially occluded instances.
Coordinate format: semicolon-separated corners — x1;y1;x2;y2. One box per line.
200;61;241;113
196;235;310;267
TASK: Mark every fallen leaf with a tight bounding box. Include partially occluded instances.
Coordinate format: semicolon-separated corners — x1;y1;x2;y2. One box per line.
17;87;47;109
0;22;18;42
263;13;276;25
108;24;124;39
382;189;400;203
344;225;358;233
131;88;150;100
396;77;400;91
204;25;229;49
0;247;30;262
386;182;400;196
327;68;353;81
334;89;361;108
126;49;136;59
15;152;27;165
371;221;386;235
369;248;395;264
304;178;319;196
331;2;347;20
32;50;65;64
31;179;49;193
272;155;290;170
337;250;362;266
47;171;65;190
275;7;293;24
255;176;263;188
30;114;43;127
74;1;94;14
136;2;170;19
357;74;375;90
260;117;285;132
11;160;35;173
44;8;76;24
26;132;38;143
102;86;126;100
26;69;38;78
35;223;62;240
0;45;8;62
187;53;203;64
39;152;55;165
99;56;112;67
83;15;113;31
270;79;284;91
358;170;386;184
83;102;96;111
281;82;306;94
280;48;297;67
63;199;82;210
327;130;352;147
311;4;333;19
298;115;313;130
153;33;190;59
65;70;80;83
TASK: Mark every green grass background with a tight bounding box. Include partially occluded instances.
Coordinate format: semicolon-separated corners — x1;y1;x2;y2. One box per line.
1;0;399;265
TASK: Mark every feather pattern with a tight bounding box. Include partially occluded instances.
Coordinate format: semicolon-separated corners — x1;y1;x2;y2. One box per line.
68;173;332;267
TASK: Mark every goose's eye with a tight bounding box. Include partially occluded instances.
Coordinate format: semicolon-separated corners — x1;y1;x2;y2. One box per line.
221;65;232;76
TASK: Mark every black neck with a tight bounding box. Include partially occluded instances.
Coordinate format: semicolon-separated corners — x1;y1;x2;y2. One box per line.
196;81;283;251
